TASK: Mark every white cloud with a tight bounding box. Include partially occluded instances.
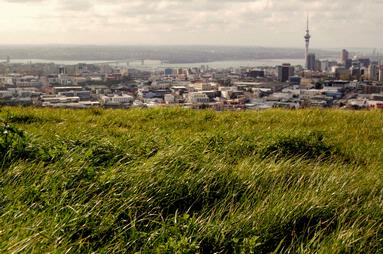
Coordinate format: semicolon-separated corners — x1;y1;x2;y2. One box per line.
0;0;381;48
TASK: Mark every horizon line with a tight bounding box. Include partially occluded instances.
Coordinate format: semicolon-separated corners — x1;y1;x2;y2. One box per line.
0;44;380;51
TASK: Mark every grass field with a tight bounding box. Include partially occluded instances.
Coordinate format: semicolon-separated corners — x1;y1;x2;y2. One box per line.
0;107;382;253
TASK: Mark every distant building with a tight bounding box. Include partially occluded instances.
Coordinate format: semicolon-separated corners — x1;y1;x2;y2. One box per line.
334;67;351;80
341;49;349;65
0;90;14;99
350;66;361;80
107;73;122;81
101;94;134;106
321;60;329;72
53;86;83;94
188;92;210;104
368;100;383;109
307;54;316;71
164;68;173;76
177;68;184;75
358;58;371;68
289;76;301;85
345;59;352;69
277;64;294;82
192;83;212;91
15;76;42;88
58;66;66;75
164;94;176;104
368;64;378;81
352;60;361;69
247;70;265;78
321;60;338;72
58;90;91;101
315;60;322;72
379;66;383;82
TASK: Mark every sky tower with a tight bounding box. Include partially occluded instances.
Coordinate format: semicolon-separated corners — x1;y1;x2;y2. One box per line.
304;15;311;69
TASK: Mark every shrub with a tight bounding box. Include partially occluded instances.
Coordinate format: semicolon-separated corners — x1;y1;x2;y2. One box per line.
260;132;339;161
85;142;131;167
0;124;30;166
6;114;43;124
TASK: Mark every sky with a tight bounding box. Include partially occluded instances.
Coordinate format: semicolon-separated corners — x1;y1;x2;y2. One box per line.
0;0;382;48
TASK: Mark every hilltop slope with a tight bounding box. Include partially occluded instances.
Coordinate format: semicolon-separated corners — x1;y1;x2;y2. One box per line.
0;107;382;253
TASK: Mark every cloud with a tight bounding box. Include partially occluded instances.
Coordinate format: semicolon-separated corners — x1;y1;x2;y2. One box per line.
60;0;93;11
0;0;382;48
3;0;45;2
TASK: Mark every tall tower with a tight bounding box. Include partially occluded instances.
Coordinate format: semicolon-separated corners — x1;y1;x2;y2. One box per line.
304;15;311;69
341;49;349;65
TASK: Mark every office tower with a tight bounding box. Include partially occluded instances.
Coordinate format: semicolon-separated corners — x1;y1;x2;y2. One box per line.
345;59;352;69
58;65;66;75
368;64;378;81
334;67;351;80
277;63;294;82
350;66;361;80
379;66;383;82
352;60;360;69
321;60;329;72
341;49;349;65
315;60;322;72
307;53;316;71
358;58;371;68
304;15;311;69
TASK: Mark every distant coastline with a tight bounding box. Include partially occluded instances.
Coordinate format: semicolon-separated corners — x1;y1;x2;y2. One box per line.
6;58;305;69
0;45;337;66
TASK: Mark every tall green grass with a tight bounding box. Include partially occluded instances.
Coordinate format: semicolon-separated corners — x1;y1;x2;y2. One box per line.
0;107;382;253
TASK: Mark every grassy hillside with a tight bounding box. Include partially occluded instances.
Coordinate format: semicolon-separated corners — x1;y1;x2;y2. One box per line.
0;107;382;253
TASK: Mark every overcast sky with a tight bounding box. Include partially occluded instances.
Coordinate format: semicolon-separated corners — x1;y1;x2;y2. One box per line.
0;0;382;48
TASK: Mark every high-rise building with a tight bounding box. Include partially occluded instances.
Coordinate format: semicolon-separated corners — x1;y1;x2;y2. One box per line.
334;67;351;80
58;65;66;75
304;15;311;69
358;58;371;68
352;60;361;69
307;53;316;71
341;49;349;65
321;60;329;72
368;64;378;81
315;60;322;72
345;59;353;69
322;61;338;72
379;66;383;82
277;63;294;82
350;66;361;80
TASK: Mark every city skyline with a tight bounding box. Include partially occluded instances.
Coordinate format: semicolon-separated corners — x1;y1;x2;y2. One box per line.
0;0;382;48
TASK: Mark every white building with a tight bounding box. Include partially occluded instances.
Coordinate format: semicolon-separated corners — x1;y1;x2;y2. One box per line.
191;83;212;91
101;94;134;105
15;76;41;87
0;90;14;99
41;95;80;104
0;76;14;86
188;92;210;104
164;94;176;104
